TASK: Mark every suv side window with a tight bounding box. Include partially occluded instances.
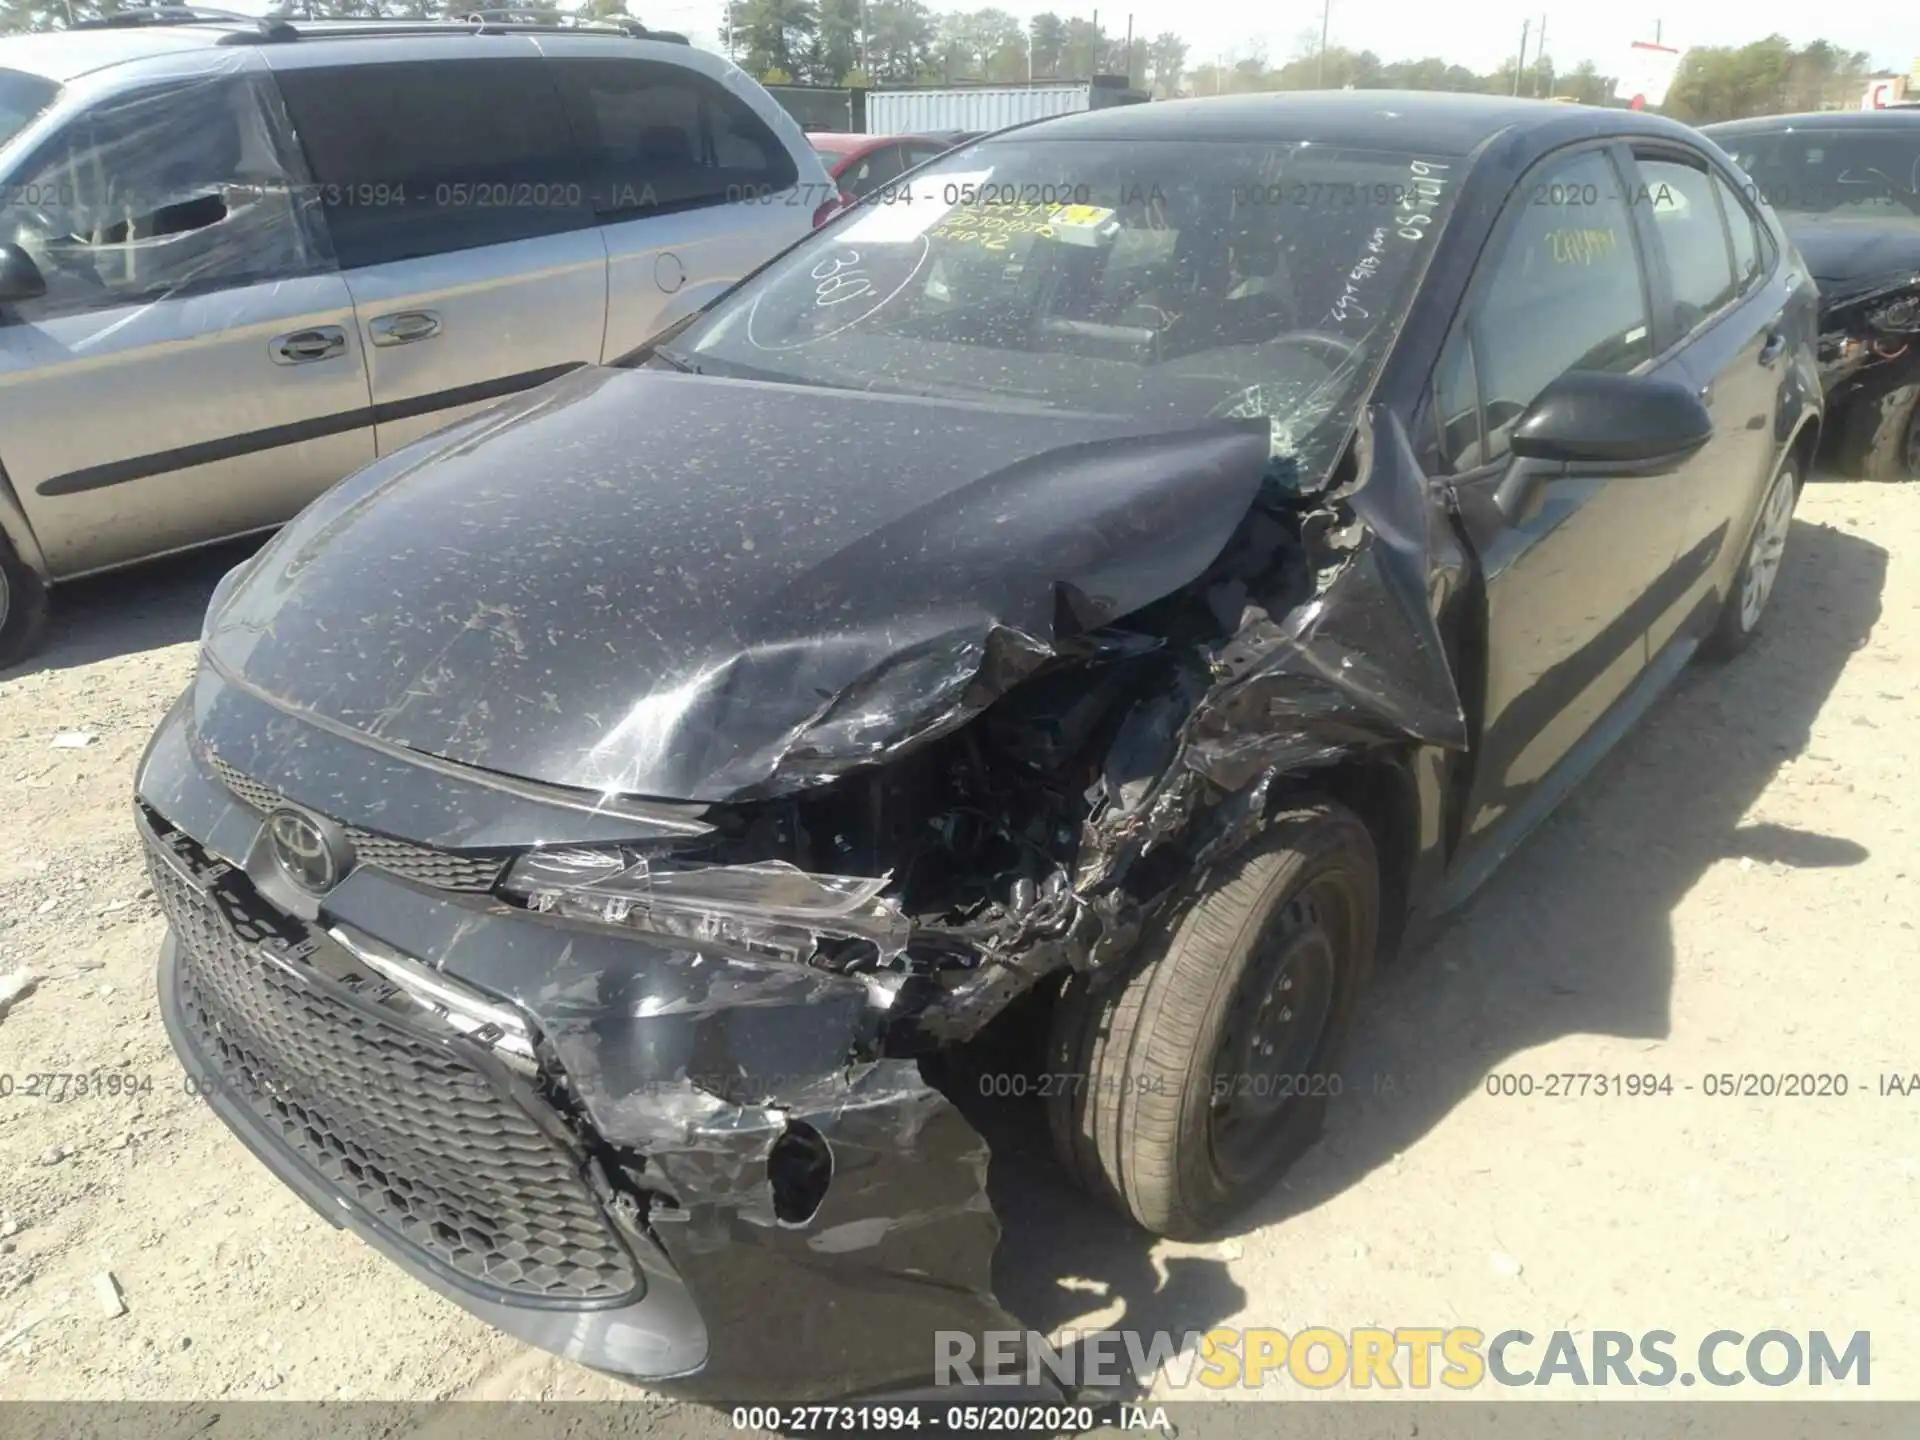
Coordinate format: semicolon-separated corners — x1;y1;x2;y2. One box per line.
0;74;323;316
1637;156;1737;330
553;58;799;218
1466;148;1651;467
274;59;593;269
1711;172;1764;295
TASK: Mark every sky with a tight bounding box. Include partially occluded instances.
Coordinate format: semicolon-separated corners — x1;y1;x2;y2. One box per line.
220;0;1920;79
633;0;1920;78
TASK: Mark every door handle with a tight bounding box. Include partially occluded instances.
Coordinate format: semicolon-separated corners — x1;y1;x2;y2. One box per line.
368;310;443;347
1758;329;1787;366
270;326;347;365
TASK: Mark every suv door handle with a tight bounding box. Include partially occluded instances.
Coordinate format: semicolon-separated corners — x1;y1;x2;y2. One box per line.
1758;328;1787;366
369;310;443;346
270;326;347;365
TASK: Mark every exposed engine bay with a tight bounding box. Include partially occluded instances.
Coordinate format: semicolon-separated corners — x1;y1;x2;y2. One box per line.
1818;278;1920;394
489;433;1459;1058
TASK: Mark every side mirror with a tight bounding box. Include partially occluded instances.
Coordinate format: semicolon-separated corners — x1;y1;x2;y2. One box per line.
1509;370;1713;466
0;243;46;304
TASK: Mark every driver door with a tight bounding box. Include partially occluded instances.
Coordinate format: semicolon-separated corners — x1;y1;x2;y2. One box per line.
0;70;372;578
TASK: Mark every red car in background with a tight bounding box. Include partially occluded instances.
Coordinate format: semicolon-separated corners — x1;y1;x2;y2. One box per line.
809;131;974;202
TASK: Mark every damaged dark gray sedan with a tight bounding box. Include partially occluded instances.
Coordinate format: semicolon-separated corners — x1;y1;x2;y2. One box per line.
136;92;1819;1402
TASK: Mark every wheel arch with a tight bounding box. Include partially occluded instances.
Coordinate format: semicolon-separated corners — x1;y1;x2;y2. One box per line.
1271;752;1425;968
0;459;49;579
1785;409;1820;489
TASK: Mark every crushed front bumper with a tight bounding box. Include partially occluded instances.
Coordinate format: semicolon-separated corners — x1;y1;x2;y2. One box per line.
138;680;1027;1402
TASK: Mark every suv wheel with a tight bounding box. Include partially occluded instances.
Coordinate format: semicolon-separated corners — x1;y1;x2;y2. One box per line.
1046;802;1378;1239
0;535;50;670
1702;457;1798;662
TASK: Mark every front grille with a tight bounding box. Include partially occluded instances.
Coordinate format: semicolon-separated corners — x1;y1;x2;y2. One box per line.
147;825;641;1305
205;753;508;893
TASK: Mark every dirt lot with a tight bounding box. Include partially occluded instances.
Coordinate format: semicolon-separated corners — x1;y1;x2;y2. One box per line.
1;478;1916;1422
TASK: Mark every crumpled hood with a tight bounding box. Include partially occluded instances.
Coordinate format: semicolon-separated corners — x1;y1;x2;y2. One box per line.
1785;213;1920;301
204;366;1276;802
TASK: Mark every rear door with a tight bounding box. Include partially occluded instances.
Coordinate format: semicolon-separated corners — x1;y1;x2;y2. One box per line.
547;49;815;360
1423;143;1695;867
1621;145;1784;657
0;67;372;578
270;46;606;456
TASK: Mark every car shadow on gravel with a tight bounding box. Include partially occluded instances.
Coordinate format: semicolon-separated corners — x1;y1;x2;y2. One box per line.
1231;513;1888;1233
4;537;266;679
931;1009;1249;1400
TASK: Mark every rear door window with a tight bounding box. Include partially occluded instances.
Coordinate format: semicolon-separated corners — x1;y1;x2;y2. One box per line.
1467;148;1652;465
1636;156;1737;333
274;58;594;269
553;57;798;217
841;144;906;198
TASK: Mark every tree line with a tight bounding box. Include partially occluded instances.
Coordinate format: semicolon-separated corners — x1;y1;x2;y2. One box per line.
0;0;1886;125
724;3;1878;126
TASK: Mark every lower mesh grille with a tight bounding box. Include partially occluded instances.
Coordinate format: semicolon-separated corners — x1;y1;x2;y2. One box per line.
147;823;640;1304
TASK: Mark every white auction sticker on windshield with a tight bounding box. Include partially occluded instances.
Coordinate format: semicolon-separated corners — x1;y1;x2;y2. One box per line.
837;170;994;244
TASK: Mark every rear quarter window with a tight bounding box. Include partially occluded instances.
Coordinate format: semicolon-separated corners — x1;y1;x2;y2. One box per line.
553;57;799;216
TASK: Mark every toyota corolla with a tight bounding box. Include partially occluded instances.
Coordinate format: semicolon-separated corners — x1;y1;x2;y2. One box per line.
136;92;1819;1402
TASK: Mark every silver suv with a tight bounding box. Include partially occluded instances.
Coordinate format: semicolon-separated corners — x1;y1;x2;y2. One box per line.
0;11;832;664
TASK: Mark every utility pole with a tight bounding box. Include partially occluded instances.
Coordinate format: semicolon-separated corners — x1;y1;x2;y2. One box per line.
1090;9;1099;78
1124;13;1133;87
1535;13;1546;96
1514;18;1530;95
1316;0;1330;87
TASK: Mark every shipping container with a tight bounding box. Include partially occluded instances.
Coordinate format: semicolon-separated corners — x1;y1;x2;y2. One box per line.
865;77;1145;135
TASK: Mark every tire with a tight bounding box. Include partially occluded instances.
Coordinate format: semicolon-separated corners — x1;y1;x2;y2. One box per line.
1839;378;1920;482
1701;456;1798;662
1046;801;1378;1239
0;533;50;671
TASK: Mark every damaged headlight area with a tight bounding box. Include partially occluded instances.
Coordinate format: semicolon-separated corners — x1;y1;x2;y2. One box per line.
502;848;913;966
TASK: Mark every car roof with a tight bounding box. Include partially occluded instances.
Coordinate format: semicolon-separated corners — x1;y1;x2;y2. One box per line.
0;26;222;82
1703;111;1920;135
1004;89;1698;157
0;16;699;84
810;133;928;151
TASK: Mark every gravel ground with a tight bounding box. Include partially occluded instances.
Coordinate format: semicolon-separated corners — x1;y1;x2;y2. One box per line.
0;480;1915;1426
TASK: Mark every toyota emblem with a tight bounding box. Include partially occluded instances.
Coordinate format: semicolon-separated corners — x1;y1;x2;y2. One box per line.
267;808;339;895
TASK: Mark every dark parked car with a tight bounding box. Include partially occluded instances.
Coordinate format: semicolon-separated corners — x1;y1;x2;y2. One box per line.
1704;110;1920;478
138;91;1819;1402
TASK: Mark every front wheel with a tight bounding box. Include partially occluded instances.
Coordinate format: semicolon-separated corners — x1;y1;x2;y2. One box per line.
1702;457;1798;662
1046;802;1378;1239
0;534;50;671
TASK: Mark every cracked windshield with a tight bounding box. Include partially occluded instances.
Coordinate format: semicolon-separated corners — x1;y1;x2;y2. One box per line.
667;137;1457;486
